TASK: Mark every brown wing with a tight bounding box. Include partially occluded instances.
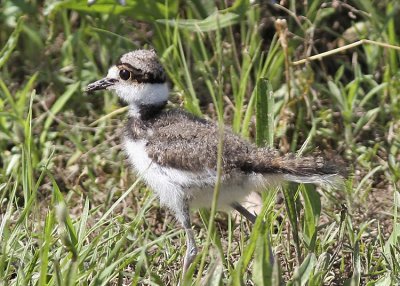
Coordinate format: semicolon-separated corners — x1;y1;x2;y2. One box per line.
144;110;254;173
143;110;341;179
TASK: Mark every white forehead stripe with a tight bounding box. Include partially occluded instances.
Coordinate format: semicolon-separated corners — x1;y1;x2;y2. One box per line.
107;66;119;78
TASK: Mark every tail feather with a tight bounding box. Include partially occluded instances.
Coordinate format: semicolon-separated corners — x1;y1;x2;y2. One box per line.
277;155;345;189
241;148;346;189
282;173;344;189
244;150;346;189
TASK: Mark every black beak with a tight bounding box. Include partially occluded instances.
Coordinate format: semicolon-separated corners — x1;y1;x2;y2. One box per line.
86;78;118;93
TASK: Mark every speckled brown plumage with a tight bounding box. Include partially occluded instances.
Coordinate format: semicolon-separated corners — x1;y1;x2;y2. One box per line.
125;108;341;177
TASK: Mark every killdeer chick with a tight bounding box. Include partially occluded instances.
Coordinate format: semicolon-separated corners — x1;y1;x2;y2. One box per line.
87;49;343;277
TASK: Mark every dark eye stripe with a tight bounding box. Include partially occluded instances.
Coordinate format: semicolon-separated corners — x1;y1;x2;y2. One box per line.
117;63;166;84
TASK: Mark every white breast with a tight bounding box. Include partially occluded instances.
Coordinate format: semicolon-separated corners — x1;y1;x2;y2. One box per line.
123;138;266;211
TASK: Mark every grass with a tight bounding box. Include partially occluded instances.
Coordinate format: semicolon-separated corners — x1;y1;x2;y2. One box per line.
1;0;400;285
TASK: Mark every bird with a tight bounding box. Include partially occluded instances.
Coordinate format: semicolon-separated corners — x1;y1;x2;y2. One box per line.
86;49;343;278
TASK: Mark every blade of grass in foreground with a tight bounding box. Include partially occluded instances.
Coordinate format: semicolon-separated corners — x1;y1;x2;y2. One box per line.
196;16;225;283
252;220;274;285
255;78;274;147
282;183;301;265
301;184;321;252
38;211;54;286
230;188;279;285
289;253;317;286
22;91;35;206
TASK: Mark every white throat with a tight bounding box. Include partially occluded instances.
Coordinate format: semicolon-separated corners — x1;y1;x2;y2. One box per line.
115;83;169;117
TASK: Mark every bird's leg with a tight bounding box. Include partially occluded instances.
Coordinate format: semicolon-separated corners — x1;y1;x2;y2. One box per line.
231;202;257;224
178;201;198;280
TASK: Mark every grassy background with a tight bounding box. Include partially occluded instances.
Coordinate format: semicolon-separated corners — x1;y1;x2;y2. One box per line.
1;0;400;285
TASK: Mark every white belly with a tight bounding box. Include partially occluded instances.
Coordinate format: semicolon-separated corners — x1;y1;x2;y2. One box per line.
124;138;265;211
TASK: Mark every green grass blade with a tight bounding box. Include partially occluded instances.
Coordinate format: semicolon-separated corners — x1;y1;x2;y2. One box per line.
290;253;317;286
301;184;321;251
38;211;54;286
282;183;301;264
157;11;239;32
0;16;25;69
253;221;273;286
255;78;274;147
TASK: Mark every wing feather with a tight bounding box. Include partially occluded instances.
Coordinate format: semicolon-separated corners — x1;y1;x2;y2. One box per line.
144;110;251;172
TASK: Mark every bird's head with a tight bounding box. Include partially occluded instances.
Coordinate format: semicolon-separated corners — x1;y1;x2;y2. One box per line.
86;49;168;116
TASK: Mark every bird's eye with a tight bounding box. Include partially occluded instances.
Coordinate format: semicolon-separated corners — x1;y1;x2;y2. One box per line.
119;69;131;80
